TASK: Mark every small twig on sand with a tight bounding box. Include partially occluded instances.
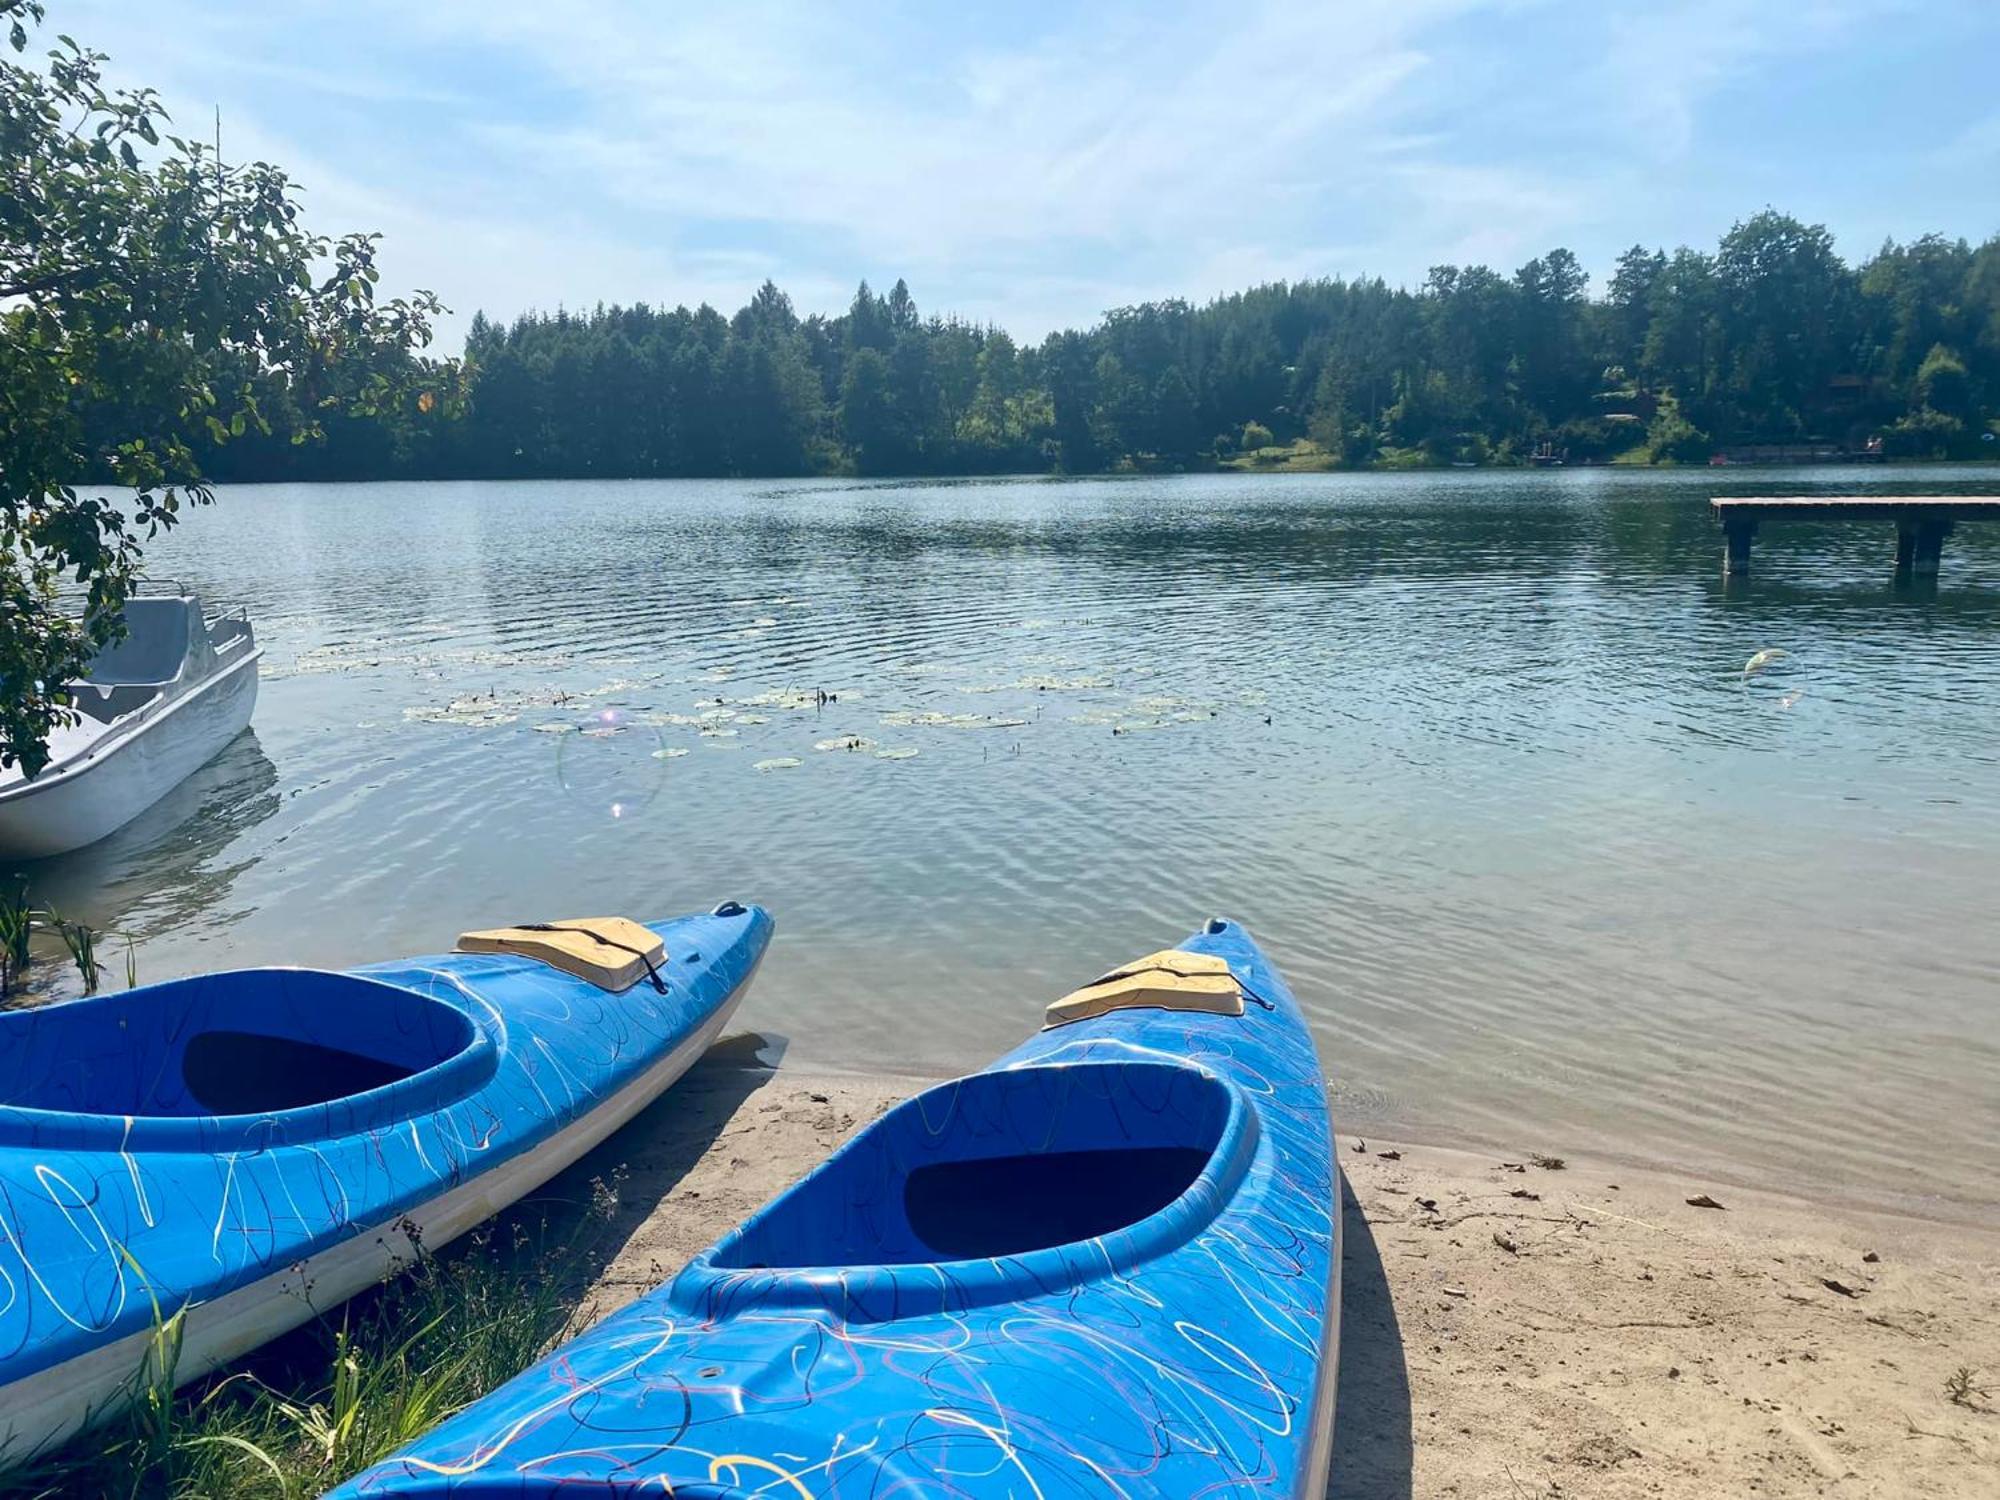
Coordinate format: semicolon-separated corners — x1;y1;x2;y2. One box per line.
1903;1417;1975;1451
1564;1201;1681;1239
1865;1313;1927;1341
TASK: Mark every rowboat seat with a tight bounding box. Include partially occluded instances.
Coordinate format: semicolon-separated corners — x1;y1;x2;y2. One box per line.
72;684;159;723
83;597;194;686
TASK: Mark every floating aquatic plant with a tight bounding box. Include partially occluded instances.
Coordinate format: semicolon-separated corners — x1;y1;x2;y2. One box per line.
403;702;518;728
965;676;1098;695
730;689;821;711
877;710;1024;730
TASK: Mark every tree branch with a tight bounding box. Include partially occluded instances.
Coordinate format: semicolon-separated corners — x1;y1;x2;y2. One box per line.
0;265;105;300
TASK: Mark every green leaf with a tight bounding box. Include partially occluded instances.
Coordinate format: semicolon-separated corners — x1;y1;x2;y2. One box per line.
184;1433;288;1489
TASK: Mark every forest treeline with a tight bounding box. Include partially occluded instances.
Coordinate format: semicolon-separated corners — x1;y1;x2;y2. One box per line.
201;211;2000;482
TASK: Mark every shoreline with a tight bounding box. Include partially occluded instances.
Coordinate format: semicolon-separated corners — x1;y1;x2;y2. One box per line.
91;454;2000;492
1324;1113;2000;1239
693;1042;2000;1235
532;1052;1998;1499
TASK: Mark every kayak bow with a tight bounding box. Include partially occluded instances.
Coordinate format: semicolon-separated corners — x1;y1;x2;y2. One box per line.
335;917;1339;1498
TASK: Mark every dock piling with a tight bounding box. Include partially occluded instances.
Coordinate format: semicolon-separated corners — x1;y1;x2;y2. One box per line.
1897;517;1954;578
1722;518;1757;576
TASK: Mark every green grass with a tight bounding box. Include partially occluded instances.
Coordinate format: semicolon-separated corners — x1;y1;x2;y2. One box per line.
0;1173;627;1500
1368;445;1434;471
1218;438;1344;472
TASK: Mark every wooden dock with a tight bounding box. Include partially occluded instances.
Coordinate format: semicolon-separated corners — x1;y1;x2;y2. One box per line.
1710;496;2000;578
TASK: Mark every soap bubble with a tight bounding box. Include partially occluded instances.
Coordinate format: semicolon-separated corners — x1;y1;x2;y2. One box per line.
554;707;667;819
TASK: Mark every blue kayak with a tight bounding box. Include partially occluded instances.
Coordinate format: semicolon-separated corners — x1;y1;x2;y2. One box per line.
335;918;1339;1498
0;903;771;1461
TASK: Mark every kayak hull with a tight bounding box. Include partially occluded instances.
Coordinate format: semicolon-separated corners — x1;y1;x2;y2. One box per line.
0;904;771;1461
336;917;1339;1498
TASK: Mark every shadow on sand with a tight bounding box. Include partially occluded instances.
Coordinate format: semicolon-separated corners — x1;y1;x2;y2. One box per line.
517;1039;780;1277
1328;1168;1414;1498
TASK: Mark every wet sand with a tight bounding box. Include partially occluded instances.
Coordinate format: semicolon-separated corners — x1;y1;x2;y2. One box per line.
537;1057;2000;1499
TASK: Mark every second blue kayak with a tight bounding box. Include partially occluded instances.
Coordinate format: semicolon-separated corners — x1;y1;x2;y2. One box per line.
336;917;1339;1498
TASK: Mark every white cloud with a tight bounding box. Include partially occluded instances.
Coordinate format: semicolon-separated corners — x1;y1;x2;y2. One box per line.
381;0;1517;330
43;0;2000;346
1594;0;1918;162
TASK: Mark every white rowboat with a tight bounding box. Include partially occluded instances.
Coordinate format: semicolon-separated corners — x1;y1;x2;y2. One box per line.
0;589;261;859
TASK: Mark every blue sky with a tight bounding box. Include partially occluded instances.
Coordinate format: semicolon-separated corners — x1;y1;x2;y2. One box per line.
60;0;2000;352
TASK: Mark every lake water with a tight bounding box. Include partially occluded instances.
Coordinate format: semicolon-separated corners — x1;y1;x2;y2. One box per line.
31;469;2000;1224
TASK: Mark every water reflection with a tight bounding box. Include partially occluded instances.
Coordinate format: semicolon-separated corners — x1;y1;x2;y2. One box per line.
16;729;280;942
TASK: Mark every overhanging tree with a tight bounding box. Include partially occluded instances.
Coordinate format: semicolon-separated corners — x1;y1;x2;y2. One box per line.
0;0;447;773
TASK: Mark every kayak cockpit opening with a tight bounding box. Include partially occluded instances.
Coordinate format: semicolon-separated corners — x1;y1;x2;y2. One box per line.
706;1059;1251;1273
903;1142;1212;1258
0;968;492;1149
178;1028;437;1116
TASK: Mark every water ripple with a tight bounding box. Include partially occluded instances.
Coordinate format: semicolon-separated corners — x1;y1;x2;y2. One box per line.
39;467;2000;1226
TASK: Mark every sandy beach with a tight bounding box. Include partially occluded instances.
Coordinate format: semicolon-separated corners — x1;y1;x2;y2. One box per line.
532;1052;1999;1500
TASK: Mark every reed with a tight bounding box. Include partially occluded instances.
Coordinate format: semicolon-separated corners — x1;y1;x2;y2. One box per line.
40;908;104;996
0;886;31;998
